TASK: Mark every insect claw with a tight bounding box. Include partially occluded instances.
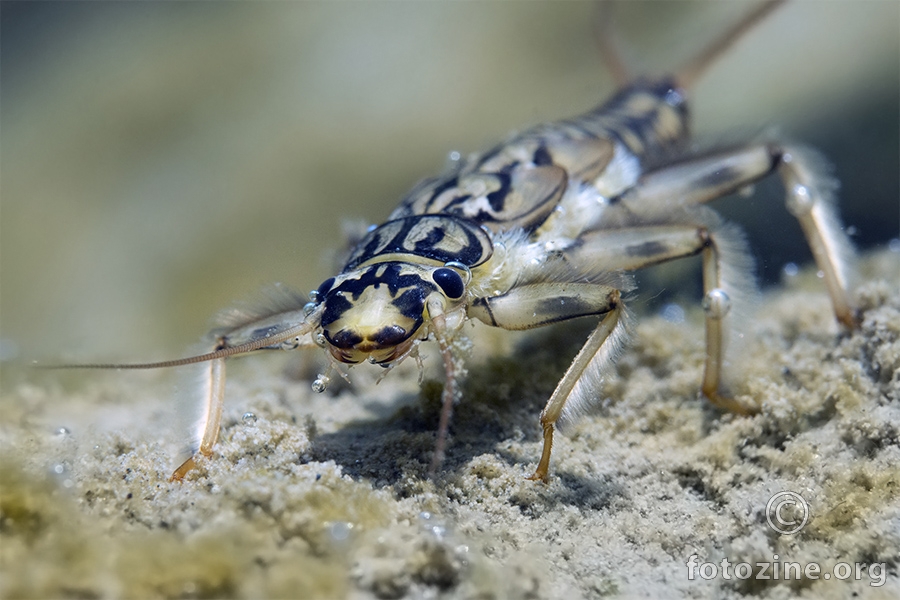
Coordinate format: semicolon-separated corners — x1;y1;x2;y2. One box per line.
702;390;760;417
413;348;426;385
526;470;550;484
170;456;197;482
526;421;555;483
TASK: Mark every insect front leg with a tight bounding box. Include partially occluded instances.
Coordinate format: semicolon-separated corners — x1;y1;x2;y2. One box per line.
425;300;466;476
469;284;625;482
530;297;624;483
171;304;323;480
611;142;856;327
171;356;226;480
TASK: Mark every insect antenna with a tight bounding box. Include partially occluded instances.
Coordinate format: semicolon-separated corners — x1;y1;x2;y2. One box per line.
675;0;786;90
34;311;322;371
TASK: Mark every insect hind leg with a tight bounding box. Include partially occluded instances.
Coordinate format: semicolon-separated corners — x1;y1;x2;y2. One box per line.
609;141;856;328
778;146;856;327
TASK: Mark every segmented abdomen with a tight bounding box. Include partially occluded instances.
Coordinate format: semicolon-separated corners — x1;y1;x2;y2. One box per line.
551;78;689;164
386;78;689;237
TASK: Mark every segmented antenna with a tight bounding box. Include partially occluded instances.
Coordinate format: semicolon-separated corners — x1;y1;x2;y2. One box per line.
36;306;323;370
595;0;786;90
594;1;631;88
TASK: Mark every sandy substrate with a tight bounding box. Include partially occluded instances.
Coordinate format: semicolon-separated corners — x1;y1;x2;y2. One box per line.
1;250;898;599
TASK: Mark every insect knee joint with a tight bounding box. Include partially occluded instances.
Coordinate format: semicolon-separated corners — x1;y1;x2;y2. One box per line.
697;227;712;248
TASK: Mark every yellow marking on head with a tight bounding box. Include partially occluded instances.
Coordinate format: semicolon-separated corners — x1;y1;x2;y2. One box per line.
323;285;425;364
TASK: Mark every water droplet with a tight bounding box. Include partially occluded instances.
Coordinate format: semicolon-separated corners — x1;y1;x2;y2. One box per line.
702;289;731;319
242;412;257;423
329;521;353;542
419;511;432;521
664;88;684;107
55;426;71;436
53;464;65;474
786;184;814;215
312;376;328;393
816;270;825;279
889;238;900;253
281;338;300;350
783;262;799;277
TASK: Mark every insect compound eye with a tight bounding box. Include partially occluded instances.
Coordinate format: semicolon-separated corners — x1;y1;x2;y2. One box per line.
432;267;465;299
315;277;336;301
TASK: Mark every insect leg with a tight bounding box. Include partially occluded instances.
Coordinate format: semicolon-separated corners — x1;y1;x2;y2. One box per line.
572;223;758;415
171;356;225;480
697;231;757;415
468;283;623;330
529;292;624;483
469;281;628;481
778;148;856;327
611;142;856;327
169;305;324;480
425;300;465;476
563;225;710;272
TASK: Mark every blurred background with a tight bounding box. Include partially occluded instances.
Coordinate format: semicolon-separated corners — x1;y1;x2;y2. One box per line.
2;1;898;362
